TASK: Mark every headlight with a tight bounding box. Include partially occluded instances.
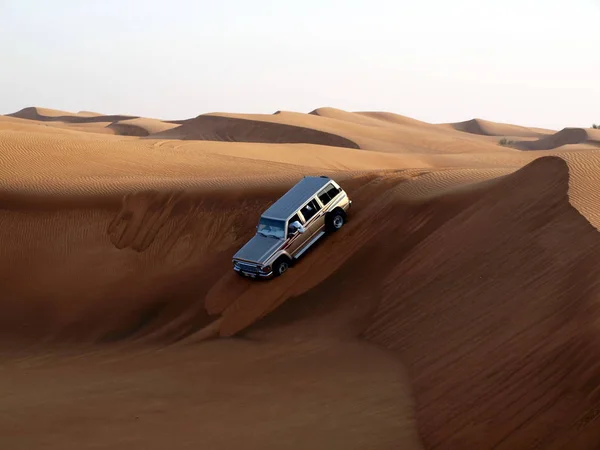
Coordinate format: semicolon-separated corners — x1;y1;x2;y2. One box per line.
261;265;271;272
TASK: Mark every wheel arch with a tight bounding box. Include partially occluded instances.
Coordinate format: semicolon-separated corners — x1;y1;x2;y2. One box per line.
327;205;347;218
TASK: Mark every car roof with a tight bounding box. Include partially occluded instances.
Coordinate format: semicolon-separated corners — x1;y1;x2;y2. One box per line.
261;176;333;220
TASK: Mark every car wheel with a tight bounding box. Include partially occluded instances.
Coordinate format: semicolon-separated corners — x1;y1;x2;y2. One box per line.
326;210;345;232
273;258;290;277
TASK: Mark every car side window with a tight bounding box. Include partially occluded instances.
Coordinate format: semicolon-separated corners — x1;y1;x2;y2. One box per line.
318;184;340;205
301;198;321;221
326;185;340;199
318;187;331;205
288;214;301;233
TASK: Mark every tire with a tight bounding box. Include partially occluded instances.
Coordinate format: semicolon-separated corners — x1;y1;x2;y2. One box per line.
272;257;291;277
326;209;345;232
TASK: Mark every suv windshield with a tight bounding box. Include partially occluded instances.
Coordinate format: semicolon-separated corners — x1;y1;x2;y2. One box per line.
257;217;286;239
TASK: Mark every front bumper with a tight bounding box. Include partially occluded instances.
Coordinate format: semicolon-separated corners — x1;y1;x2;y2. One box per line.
233;262;273;279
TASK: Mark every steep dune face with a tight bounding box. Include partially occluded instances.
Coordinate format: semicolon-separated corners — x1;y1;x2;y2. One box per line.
0;173;392;344
357;157;600;449
0;188;278;343
150;114;360;149
517;127;600;150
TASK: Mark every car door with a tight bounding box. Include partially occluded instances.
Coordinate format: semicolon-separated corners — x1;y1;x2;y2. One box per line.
298;197;326;242
284;213;308;257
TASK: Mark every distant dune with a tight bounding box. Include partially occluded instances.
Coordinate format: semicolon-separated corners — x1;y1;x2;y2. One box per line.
446;117;555;138
210;109;520;154
2;104;600;449
76;110;104;117
8;106;138;124
515;127;600;150
150;114;360;149
310;107;400;127
355;110;437;128
9;106;82;119
108;118;180;137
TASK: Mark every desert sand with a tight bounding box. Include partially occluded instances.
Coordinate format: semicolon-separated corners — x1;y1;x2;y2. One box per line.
1;106;600;449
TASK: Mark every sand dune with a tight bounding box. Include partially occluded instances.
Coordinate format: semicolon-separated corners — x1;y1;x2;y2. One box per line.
108;118;180;137
355;110;437;128
7;106;530;154
77;110;104;117
150;114;360;149
310;106;402;127
7;107;179;136
8;106;137;124
446;117;555;137
211;109;522;154
515;127;600;150
312;107;440;131
362;156;600;449
1;105;600;449
9;106;83;119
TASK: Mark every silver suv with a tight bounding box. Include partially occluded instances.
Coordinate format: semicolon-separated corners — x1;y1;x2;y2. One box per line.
232;176;352;279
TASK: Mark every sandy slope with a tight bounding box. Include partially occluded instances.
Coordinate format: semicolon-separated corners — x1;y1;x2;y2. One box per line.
1;106;600;449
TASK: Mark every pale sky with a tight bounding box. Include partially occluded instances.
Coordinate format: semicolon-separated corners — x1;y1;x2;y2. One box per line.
1;0;599;130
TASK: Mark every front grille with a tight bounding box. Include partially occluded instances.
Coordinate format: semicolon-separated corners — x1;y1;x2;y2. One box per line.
238;263;260;273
